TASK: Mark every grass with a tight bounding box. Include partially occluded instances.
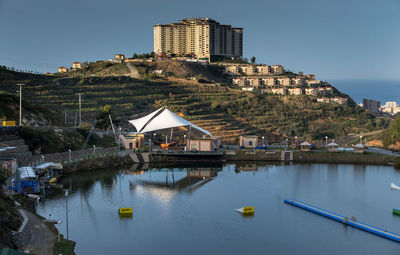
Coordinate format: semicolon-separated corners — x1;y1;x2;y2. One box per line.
52;232;76;255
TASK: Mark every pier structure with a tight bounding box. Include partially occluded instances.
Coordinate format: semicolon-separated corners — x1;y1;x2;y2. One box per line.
284;199;400;243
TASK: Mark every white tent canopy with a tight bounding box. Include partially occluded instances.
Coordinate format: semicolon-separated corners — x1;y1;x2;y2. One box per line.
128;107;212;137
128;107;163;134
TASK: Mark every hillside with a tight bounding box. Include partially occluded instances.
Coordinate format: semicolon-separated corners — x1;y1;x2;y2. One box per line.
0;65;391;142
0;91;58;126
54;60;225;82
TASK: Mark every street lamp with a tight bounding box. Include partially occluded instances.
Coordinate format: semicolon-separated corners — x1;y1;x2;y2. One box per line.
360;135;363;144
184;134;187;151
68;149;72;161
325;136;328;147
63;189;70;240
41;155;45;163
262;136;265;146
149;139;152;152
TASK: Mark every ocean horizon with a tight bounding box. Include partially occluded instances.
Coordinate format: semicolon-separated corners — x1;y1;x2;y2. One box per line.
327;79;400;105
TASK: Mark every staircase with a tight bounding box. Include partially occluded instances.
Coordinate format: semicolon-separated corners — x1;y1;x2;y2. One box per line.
0;135;32;166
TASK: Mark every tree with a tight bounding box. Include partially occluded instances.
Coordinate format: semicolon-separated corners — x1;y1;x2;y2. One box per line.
95;105;117;131
384;115;400;146
251;56;256;64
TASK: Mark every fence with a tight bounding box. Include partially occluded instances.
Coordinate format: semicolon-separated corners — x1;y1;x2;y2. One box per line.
30;146;119;166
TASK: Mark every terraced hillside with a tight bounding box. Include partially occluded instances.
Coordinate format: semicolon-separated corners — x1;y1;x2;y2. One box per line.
0;67;391;142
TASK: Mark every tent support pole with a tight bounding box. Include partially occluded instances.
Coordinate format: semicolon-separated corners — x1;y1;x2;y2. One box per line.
188;126;191;152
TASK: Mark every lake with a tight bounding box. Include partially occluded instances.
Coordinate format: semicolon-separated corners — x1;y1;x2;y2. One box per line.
37;163;400;254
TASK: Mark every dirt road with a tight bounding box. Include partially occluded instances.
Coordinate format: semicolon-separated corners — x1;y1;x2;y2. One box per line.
126;62;140;78
19;210;55;255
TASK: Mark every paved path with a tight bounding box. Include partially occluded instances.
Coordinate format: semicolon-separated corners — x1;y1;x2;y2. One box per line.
19;210;55;255
368;147;400;157
126;62;140;78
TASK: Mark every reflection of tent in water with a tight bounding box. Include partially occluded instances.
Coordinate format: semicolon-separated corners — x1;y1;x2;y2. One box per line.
135;168;219;192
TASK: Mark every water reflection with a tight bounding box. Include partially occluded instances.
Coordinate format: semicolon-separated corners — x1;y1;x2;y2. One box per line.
36;163;400;255
353;164;366;184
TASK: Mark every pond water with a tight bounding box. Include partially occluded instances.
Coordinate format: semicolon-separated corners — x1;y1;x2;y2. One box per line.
37;163;400;254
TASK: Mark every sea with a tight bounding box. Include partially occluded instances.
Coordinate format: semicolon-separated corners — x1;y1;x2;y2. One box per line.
328;79;400;105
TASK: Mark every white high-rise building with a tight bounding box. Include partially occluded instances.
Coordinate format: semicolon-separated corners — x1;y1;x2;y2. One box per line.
154;18;243;60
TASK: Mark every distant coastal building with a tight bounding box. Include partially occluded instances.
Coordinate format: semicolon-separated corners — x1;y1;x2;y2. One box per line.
115;54;125;60
382;101;400;115
225;64;284;76
362;99;381;114
154;18;243;60
57;66;67;73
72;62;81;69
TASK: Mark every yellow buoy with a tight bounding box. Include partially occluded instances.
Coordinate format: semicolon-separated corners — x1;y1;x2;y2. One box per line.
235;206;255;215
119;207;133;217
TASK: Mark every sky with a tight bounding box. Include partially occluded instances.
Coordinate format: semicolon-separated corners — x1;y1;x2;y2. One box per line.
0;0;399;80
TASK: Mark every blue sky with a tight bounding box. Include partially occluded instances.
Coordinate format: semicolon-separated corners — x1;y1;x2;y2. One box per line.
0;0;399;79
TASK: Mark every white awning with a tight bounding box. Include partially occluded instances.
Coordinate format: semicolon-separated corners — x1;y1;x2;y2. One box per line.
328;142;338;146
300;142;311;146
128;107;164;133
129;108;212;136
354;143;366;148
35;162;63;170
19;167;36;179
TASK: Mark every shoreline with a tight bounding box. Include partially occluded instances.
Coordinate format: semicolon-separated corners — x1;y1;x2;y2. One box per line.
60;150;398;172
224;150;397;166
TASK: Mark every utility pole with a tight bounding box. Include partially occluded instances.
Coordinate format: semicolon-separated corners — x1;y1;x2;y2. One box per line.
78;93;83;126
17;83;25;126
109;115;118;144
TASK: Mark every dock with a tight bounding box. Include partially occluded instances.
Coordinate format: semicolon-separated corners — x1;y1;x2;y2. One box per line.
284;199;400;243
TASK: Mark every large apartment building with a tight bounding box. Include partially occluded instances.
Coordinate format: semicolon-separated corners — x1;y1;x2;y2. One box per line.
154;18;243;59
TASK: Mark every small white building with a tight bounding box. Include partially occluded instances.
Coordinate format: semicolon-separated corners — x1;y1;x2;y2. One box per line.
300;142;311;151
239;135;258;148
327;141;339;152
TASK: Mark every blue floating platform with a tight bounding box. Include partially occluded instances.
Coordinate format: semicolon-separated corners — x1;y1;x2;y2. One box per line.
284;199;400;243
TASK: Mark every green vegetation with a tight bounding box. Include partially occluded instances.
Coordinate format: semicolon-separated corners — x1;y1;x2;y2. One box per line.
383;115;400;147
19;127;116;154
0;176;20;249
0;91;59;124
53;235;76;255
95;105;119;130
0;65;392;142
132;52;154;59
57;62;130;77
